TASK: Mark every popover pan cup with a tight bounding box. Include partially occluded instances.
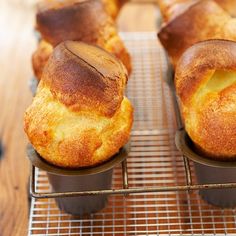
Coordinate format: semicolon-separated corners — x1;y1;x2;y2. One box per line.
176;129;236;208
27;143;130;215
163;62;236;208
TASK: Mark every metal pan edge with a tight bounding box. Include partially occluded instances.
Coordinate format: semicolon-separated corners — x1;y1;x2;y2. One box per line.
27;142;130;176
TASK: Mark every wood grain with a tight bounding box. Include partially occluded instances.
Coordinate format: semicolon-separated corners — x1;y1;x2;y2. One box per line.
0;1;157;235
0;1;35;236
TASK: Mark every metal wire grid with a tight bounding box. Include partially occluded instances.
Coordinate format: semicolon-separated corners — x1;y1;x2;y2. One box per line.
28;32;236;236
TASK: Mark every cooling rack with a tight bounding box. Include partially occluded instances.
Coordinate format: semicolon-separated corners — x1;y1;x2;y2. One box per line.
28;32;236;235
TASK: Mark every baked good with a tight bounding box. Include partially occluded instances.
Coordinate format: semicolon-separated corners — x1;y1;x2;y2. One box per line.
175;39;236;159
158;0;236;67
156;0;197;22
32;0;131;80
157;0;236;22
37;0;126;20
25;41;133;168
103;0;128;19
214;0;236;17
32;40;53;79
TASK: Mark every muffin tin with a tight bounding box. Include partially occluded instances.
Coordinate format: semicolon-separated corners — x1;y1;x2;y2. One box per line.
28;32;236;235
28;35;236;205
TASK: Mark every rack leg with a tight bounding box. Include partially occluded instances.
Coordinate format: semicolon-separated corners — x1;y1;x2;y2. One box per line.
183;156;192;188
122;159;129;190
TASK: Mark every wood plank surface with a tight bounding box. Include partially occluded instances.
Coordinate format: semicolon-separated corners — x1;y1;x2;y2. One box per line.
0;1;157;235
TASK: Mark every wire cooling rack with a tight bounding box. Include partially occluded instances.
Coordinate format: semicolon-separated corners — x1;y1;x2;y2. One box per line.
28;32;236;235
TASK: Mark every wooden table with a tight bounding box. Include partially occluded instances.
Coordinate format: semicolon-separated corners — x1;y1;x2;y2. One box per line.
0;1;157;235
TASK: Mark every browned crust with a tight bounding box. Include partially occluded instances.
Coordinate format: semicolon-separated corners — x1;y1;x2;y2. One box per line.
25;41;133;168
175;39;236;159
103;33;132;75
158;0;236;66
32;40;53;80
194;84;236;159
215;0;236;17
52;128;104;167
157;0;236;22
102;0;128;19
175;40;236;104
33;36;132;81
33;0;132;79
156;0;198;22
55;99;133;168
36;0;110;46
38;0;126;20
24;94;133;168
42;41;128;117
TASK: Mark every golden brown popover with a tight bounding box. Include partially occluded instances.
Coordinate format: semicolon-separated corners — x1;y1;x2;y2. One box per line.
32;0;131;80
158;0;236;67
25;41;133;168
102;0;128;19
38;0;126;20
32;40;53;79
156;0;197;22
214;0;236;17
157;0;236;22
175;40;236;159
